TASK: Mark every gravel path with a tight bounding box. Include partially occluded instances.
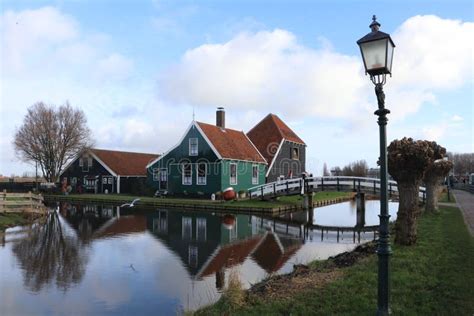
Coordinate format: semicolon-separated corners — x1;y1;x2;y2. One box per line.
452;190;474;236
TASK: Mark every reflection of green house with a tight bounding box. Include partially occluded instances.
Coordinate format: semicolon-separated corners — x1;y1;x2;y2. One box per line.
146;108;267;197
148;209;256;278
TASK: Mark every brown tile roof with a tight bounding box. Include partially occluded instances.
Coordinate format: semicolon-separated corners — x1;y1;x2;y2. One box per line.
198;235;263;278
251;232;302;273
247;114;305;165
91;149;159;176
196;122;266;163
94;216;147;239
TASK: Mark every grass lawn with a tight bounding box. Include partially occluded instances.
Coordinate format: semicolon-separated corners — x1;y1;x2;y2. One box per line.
46;191;353;210
0;213;30;231
196;205;474;315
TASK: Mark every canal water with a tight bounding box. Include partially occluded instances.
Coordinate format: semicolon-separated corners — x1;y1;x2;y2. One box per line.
0;200;398;315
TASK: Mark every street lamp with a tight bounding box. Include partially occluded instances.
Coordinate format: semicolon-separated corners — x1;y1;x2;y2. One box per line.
357;15;395;316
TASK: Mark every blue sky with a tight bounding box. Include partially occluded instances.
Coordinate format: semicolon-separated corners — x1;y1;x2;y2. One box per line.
1;0;473;176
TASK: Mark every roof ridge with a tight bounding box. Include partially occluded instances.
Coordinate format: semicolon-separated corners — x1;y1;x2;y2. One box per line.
91;148;159;156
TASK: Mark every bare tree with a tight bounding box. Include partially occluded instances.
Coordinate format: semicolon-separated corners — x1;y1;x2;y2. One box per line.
447;152;474;178
423;142;452;214
322;163;330;176
13;102;93;182
388;138;434;245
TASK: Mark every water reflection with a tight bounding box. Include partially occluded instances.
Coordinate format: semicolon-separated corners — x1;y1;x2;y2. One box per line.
12;211;88;292
0;200;397;314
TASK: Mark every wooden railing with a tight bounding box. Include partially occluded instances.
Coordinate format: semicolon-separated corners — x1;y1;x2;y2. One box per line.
0;190;46;214
248;176;426;202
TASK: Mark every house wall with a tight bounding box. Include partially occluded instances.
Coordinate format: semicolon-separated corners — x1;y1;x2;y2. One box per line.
220;160;266;193
267;141;306;183
61;155;115;193
147;124;221;196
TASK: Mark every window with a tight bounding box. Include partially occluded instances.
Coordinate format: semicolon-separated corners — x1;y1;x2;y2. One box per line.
88;157;93;167
196;218;207;241
153;168;159;181
197;163;207;185
79;158;83;167
182;217;192;239
182;163;192;185
292;147;300;160
108;177;113;184
189;138;198;156
82;156;89;172
252;165;259;185
160;168;167;182
230;163;237;185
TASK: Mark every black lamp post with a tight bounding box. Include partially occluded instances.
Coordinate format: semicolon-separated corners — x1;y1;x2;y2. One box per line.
357;15;395;316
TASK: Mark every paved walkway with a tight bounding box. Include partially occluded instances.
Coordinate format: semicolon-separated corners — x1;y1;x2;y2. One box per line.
452;190;474;236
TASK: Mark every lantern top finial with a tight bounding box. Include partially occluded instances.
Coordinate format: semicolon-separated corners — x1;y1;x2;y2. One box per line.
370;15;381;32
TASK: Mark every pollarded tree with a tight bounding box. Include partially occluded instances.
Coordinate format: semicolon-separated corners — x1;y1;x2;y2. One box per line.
13;102;94;183
423;141;453;214
388;137;434;245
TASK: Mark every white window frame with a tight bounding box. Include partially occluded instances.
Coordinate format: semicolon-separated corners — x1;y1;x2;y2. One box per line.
160;168;168;182
182;163;192;185
230;162;238;185
252;164;259;185
88;157;93;167
153;168;159;181
196;217;207;241
182;217;192;239
189;138;198;156
196;163;207;185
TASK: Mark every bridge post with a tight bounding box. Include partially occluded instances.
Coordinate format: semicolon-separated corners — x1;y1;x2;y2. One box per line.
337;178;340;191
286;181;289;194
389;183;392;198
358;179;361;192
356;192;366;228
260;186;264;201
353;179;356;191
374;180;377;194
273;183;276;198
248;189;251;200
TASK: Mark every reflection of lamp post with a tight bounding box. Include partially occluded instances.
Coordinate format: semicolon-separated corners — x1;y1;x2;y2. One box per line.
357;15;395;316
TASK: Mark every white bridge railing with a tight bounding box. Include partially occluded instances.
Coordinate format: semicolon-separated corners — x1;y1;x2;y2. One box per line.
248;176;426;201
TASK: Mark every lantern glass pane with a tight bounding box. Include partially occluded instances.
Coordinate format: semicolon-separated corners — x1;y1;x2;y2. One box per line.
360;39;387;71
386;41;394;73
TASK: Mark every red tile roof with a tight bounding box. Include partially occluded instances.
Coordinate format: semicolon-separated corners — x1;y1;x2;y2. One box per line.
91;149;159;176
251;232;302;273
247;114;305;165
196;122;266;163
198;235;263;278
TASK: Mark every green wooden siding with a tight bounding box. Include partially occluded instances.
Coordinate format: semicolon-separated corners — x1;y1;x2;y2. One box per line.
220;160;266;193
147;122;266;196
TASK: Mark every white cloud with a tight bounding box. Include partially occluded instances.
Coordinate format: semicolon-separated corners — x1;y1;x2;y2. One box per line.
159;29;367;119
450;115;464;122
96;53;134;81
158;15;473;121
421;124;448;141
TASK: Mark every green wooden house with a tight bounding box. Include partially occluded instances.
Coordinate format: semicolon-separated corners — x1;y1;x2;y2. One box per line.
146;108;267;197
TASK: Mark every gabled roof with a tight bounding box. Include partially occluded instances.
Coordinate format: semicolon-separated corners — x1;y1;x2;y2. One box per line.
247;114;305;165
90;149;159;176
196;122;266;163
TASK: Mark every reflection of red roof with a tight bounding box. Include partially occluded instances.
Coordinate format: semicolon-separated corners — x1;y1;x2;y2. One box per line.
198;236;262;278
247;114;305;165
197;122;266;163
251;233;302;273
91;149;159;176
94;216;147;238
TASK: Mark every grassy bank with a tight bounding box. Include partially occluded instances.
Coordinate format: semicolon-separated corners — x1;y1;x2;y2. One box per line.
0;213;31;231
44;191;353;211
439;190;456;203
197;205;474;315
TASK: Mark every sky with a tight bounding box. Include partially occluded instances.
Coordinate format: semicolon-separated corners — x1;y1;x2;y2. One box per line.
1;0;473;177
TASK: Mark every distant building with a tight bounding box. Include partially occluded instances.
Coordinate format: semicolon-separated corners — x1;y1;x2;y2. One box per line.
367;168;380;179
147;108;267;196
60;149;159;194
247;114;306;183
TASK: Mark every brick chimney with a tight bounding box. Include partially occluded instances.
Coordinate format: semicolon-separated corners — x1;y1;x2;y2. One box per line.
216;107;225;128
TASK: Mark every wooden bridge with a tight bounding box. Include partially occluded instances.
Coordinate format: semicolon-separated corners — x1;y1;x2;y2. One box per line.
0;191;46;214
248;176;426;202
